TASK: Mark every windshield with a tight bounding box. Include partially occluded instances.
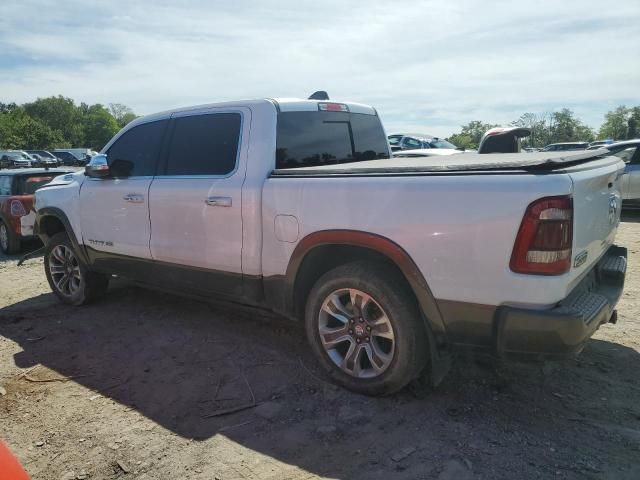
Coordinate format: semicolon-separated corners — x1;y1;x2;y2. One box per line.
425;138;457;149
388;136;402;146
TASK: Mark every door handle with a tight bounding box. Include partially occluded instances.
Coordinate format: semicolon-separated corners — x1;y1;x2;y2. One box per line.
123;193;144;203
205;196;232;207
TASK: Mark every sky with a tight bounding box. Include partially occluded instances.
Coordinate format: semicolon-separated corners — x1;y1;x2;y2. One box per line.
1;0;639;138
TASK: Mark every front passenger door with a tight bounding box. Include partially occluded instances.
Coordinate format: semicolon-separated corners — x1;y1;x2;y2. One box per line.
79;120;168;259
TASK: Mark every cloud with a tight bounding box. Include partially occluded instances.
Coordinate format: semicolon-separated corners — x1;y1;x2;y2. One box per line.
1;0;639;137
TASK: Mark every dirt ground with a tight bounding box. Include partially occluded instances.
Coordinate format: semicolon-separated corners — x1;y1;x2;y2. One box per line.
2;221;640;480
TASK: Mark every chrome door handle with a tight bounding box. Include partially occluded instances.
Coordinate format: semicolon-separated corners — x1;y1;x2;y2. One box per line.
205;196;232;207
123;193;144;203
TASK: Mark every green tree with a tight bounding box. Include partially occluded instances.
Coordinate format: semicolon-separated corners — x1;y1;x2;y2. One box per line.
109;103;137;127
23;95;85;146
599;106;629;140
512;113;547;148
446;133;475;150
0;108;66;149
448;120;499;149
83;104;120;150
628;107;640;139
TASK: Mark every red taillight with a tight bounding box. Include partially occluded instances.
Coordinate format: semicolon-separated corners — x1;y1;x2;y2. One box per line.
10;200;27;217
510;196;573;275
318;102;349;112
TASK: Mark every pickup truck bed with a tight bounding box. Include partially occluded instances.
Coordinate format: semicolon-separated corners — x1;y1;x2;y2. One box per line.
272;149;609;174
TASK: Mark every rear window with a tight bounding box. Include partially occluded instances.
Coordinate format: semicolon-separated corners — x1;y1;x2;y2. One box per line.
276;111;389;169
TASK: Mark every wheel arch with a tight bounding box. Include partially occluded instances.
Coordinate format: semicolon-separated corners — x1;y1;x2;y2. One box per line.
278;229;451;385
35;207;89;264
285;230;446;336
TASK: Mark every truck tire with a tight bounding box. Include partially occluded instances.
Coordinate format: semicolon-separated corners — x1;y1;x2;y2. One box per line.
305;261;428;396
0;221;20;255
44;232;109;305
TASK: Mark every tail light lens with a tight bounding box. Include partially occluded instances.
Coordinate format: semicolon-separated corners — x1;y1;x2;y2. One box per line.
10;200;27;217
510;196;573;275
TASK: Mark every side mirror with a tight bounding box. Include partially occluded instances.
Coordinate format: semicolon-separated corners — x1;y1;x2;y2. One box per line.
85;154;110;178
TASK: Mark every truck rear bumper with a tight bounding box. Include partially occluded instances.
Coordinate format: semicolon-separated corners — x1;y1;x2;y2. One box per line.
494;245;627;358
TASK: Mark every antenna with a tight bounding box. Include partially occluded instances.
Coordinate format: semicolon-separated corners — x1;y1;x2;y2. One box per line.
308;91;330;100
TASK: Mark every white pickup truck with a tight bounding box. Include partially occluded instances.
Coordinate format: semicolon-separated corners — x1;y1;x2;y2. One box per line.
34;97;627;395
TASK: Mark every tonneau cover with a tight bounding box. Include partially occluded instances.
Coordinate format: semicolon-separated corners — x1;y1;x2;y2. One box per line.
272;149;611;175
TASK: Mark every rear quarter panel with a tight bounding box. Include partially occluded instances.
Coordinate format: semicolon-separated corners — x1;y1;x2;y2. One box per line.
262;173;576;309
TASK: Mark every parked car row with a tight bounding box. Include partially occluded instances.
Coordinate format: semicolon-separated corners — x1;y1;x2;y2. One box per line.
0;148;97;169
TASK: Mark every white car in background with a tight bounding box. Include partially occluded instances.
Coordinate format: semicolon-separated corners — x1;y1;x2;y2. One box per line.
603;139;640;208
388;133;465;156
393;126;530;158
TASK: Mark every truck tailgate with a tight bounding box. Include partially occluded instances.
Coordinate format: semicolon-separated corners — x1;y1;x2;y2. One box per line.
567;156;625;290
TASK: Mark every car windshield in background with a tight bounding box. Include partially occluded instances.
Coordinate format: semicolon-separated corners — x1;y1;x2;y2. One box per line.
388;136;402;146
17;175;56;194
426;139;457;149
276;111;390;169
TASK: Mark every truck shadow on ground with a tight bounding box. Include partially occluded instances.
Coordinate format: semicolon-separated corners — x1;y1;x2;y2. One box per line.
1;285;640;479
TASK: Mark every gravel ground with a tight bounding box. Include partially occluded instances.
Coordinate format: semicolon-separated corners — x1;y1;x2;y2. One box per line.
1;221;640;480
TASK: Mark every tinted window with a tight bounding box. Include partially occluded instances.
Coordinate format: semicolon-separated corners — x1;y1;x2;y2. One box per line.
276;112;389;169
388;135;402;146
107;120;168;177
165;113;241;176
0;176;11;195
428;139;457;149
401;137;423;149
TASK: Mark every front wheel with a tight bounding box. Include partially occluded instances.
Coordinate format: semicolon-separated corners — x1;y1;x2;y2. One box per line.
305;261;428;396
44;232;109;305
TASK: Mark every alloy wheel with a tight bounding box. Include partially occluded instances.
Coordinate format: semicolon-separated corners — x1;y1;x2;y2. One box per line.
318;288;395;379
49;245;83;297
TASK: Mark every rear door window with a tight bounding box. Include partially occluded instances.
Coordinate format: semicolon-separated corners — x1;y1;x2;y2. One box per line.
164;113;241;176
276;111;389;169
106;120;168;177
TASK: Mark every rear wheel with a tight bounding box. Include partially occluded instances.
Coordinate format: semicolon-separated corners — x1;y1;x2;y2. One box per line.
305;261;428;396
44;232;109;305
0;221;20;255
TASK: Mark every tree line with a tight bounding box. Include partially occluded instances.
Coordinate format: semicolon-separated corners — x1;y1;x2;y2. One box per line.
0;96;137;151
448;106;640;150
2;96;639;153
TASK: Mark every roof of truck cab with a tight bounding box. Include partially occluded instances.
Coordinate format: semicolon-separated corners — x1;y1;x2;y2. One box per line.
129;98;376;126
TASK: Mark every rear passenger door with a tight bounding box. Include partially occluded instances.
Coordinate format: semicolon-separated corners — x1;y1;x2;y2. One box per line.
148;108;249;296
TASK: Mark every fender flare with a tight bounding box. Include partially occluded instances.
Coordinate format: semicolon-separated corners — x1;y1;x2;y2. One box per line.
283;230;451;384
35;207;89;264
285;230;448;339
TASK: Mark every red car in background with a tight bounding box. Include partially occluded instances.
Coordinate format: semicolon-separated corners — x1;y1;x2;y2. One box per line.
0;168;74;254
